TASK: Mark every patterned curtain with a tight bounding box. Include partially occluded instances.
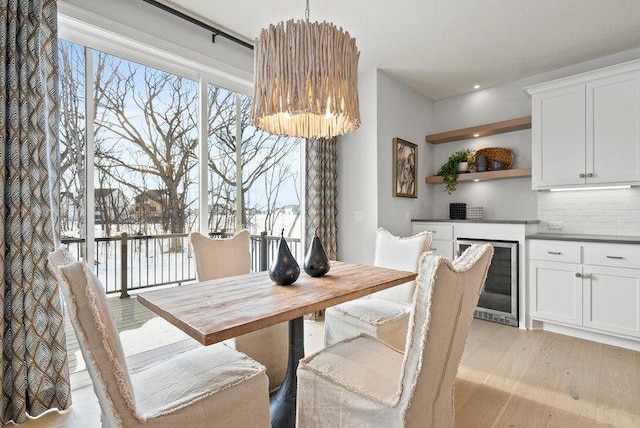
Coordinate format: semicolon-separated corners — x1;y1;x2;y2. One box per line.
0;0;71;424
305;137;338;260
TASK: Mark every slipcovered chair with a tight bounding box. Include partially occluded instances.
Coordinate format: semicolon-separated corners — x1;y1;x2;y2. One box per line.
48;249;270;428
297;243;493;427
323;227;432;350
189;230;288;390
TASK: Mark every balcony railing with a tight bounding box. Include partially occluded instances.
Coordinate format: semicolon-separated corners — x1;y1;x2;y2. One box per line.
61;232;302;297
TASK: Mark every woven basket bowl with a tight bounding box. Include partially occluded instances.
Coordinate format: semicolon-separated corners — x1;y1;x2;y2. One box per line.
475;147;514;170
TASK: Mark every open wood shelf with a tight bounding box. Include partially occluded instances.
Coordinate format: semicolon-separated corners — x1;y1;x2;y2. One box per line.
425;116;532;144
425;168;531;184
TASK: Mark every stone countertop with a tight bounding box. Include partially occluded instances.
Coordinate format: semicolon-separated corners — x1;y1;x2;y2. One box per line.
527;233;640;245
411;219;540;225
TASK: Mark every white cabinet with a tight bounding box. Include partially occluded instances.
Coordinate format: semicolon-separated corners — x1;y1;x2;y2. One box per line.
531;85;586;188
530;260;583;326
411;222;454;259
529;241;583;325
529;240;640;341
525;61;640;190
582;265;640;337
587;71;640;185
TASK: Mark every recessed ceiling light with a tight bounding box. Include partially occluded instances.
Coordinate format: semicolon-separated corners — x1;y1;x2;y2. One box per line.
473;84;480;90
473;133;480;138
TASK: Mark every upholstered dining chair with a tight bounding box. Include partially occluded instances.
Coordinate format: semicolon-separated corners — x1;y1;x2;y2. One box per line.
189;230;288;390
48;249;270;428
323;227;432;350
297;243;493;427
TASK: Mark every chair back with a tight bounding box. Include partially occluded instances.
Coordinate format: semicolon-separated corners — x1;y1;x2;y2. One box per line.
399;244;493;426
49;249;137;427
190;230;251;280
372;228;432;305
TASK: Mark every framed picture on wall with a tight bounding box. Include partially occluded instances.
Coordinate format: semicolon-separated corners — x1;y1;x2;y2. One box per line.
393;138;417;198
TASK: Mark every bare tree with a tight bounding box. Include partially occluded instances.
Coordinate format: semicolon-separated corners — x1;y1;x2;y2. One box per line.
207;87;300;234
93;52;199;245
58;41;86;238
262;161;295;234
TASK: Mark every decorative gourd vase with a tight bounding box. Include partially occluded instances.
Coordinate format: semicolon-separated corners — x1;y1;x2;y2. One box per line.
269;229;300;286
304;233;330;277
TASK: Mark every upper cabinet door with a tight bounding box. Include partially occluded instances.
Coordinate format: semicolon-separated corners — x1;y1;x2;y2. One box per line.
587;71;640;185
531;85;586;189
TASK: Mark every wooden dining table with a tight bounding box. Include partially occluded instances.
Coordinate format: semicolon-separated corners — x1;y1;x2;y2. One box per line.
137;261;417;428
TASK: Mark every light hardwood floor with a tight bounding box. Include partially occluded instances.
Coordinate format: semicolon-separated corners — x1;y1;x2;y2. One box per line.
456;320;640;427
10;319;640;427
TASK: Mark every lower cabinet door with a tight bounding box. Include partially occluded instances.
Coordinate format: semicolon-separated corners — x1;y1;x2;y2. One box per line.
530;261;582;325
583;265;640;337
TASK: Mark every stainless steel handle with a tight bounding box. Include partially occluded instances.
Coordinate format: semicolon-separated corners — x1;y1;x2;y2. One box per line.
583;273;592;279
579;173;586;178
547;251;563;255
587;173;594;178
606;255;624;260
575;272;582;278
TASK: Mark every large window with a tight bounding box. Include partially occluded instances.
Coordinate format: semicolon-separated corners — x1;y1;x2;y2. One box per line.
207;86;301;237
57;39;302;294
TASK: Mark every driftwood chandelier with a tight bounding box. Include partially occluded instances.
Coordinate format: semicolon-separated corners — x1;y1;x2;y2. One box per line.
251;0;361;139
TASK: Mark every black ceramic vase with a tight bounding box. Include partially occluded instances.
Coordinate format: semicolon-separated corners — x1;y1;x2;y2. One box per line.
304;234;330;277
269;229;300;286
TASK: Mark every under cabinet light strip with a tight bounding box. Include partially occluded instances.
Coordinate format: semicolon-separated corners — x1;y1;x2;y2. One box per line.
549;185;631;192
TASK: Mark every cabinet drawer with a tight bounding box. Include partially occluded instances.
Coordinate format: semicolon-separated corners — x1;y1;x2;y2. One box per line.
412;223;453;240
583;244;640;269
529;240;581;263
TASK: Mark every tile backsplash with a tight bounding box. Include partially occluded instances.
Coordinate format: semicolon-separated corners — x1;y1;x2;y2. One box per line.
537;187;640;236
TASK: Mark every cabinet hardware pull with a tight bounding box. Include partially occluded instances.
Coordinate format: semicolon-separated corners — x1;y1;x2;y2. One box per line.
587;173;594;178
575;273;582;278
579;173;585;178
583;273;592;279
606;255;624;260
547;251;563;255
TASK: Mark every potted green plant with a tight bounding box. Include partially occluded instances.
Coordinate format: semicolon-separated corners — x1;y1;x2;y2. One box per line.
437;149;473;194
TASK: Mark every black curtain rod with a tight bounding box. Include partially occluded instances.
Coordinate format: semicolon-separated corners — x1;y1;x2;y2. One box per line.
142;0;254;50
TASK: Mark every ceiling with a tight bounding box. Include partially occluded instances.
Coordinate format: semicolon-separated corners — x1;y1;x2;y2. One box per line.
163;0;640;101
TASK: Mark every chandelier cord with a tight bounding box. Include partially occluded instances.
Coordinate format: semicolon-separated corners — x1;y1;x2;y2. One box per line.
305;0;310;20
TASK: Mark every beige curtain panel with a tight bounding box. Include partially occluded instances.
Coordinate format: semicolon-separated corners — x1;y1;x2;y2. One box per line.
0;0;71;424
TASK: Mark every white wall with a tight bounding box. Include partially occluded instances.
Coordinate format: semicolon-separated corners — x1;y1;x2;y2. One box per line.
431;47;640;224
430;80;537;220
337;70;380;264
376;71;435;236
337;70;435;263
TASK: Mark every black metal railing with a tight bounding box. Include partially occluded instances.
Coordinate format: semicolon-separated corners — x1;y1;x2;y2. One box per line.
61;232;301;297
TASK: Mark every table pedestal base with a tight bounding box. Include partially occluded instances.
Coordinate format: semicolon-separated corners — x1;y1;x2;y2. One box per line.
270;316;304;428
